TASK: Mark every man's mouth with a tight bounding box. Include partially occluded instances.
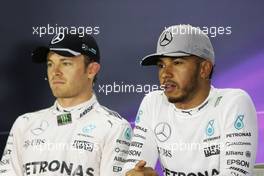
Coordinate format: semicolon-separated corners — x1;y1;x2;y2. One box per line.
52;79;65;85
162;81;177;93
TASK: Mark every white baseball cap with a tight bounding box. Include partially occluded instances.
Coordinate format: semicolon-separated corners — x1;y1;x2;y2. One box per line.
140;24;215;66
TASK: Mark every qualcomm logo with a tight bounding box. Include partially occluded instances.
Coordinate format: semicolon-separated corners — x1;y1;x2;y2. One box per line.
234;115;244;130
82;124;96;134
206;120;214;136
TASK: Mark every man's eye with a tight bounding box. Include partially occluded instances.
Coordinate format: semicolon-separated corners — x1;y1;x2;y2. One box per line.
62;62;72;66
47;62;52;67
173;60;182;65
157;63;164;68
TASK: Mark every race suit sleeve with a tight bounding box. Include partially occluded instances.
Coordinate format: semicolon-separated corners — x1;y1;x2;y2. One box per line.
99;120;132;176
0;117;24;176
220;90;258;175
122;95;159;175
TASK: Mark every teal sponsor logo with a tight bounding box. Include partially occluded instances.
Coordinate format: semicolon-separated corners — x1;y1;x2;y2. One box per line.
206;120;214;136
135;110;143;124
234;115;244;130
82;124;96;134
124;128;132;140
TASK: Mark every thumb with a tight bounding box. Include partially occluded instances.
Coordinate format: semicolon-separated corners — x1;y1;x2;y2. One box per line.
134;160;147;171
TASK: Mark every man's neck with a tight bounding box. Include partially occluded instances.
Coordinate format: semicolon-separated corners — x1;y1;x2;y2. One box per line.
57;92;93;108
174;84;211;110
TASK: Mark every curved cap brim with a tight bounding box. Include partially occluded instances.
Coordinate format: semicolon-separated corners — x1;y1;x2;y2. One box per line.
140;52;190;66
32;47;76;63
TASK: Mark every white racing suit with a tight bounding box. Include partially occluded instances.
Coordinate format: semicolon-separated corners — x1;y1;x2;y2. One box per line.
0;94;132;176
123;87;258;176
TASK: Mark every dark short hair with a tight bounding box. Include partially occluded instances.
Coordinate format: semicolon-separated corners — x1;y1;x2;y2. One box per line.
83;55;99;83
195;56;214;79
208;65;214;79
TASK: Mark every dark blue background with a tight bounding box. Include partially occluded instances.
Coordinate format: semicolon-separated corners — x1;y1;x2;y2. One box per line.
1;0;264;173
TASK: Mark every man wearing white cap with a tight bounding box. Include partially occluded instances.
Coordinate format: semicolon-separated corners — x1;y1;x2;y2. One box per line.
124;24;257;176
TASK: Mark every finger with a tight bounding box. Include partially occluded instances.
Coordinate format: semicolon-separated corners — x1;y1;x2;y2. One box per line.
144;167;158;176
134;160;147;171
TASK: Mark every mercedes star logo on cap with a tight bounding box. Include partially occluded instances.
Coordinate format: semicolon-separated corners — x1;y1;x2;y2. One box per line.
51;33;65;44
154;122;171;142
159;31;173;46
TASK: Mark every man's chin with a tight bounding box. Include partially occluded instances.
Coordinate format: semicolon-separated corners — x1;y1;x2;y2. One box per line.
167;97;180;103
52;91;67;98
166;94;185;104
164;92;178;102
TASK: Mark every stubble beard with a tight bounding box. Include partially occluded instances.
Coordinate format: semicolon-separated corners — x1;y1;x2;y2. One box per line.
167;66;200;104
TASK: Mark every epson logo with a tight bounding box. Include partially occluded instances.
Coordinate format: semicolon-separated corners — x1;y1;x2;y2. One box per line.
23;160;94;176
128;150;141;157
227;159;250;168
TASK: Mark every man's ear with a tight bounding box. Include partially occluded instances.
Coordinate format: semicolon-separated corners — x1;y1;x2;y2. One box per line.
200;60;213;79
86;62;100;79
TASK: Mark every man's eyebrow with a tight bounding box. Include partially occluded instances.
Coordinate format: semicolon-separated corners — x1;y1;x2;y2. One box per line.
47;58;73;62
171;57;185;61
157;59;163;63
60;58;72;61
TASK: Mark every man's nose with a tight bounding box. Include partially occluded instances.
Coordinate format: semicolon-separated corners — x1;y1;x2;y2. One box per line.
52;64;62;76
161;65;173;79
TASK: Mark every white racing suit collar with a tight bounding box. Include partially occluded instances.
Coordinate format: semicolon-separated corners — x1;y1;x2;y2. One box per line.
50;94;98;119
169;86;216;116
